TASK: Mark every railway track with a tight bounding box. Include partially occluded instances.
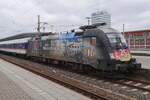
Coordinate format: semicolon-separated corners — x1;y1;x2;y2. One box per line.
0;54;133;100
0;54;150;100
113;78;150;93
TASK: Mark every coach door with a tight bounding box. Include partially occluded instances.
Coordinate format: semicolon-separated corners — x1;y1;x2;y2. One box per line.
82;37;97;65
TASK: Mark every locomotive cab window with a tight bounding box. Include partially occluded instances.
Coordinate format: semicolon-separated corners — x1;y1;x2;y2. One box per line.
106;33;127;50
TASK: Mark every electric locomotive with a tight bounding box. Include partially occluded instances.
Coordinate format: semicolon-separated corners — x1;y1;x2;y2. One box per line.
27;25;141;72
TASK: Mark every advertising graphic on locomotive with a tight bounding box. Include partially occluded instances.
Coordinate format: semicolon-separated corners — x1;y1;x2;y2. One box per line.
0;25;141;72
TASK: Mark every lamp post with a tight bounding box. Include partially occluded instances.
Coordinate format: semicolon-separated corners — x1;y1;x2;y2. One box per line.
37;15;40;32
123;24;125;36
86;17;91;25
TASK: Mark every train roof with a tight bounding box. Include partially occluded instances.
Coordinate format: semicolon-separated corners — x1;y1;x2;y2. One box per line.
79;25;119;34
0;32;52;42
98;27;119;33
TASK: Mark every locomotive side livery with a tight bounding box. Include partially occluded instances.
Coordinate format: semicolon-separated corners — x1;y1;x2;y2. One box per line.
0;26;141;72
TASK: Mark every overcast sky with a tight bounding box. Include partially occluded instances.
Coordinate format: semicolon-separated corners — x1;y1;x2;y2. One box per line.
0;0;150;38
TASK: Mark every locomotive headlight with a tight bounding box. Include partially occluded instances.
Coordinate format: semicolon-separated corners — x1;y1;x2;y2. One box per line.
109;53;115;59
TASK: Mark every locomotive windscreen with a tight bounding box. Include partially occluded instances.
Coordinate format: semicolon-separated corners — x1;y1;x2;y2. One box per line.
106;33;127;50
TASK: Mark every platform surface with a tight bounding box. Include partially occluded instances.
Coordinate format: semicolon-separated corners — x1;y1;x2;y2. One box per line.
133;56;150;69
0;59;91;100
131;50;150;54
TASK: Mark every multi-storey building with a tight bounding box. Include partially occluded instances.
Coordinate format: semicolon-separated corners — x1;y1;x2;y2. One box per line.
91;10;111;27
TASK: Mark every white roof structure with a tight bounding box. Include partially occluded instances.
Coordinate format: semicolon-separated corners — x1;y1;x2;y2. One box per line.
0;37;31;45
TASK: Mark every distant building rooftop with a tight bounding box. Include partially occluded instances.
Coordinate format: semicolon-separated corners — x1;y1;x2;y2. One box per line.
125;29;150;33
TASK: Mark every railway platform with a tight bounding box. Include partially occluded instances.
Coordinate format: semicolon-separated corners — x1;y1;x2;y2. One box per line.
0;59;91;100
131;50;150;56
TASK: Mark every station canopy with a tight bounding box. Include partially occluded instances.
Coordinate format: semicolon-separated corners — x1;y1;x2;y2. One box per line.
0;32;52;42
